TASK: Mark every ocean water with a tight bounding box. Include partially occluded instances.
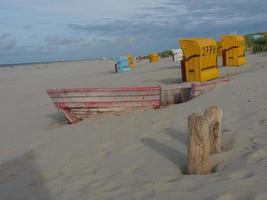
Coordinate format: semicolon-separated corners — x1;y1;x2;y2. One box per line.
0;58;101;68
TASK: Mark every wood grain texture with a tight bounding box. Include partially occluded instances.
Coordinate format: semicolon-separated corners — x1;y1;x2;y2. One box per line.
204;106;223;154
47;86;161;123
187;113;210;175
191;78;230;97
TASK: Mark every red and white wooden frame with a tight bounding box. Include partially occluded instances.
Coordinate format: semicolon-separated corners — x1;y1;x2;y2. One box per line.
191;77;230;97
47;86;161;123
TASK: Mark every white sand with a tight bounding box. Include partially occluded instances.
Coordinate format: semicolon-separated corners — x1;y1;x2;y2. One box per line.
0;53;267;199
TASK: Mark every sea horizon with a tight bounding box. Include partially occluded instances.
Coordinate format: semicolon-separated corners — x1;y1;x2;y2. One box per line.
0;57;107;68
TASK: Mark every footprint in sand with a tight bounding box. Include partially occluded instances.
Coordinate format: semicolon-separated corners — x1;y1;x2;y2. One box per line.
210;173;231;182
90;180;106;188
127;164;144;175
144;176;204;192
48;122;62;129
259;118;267;127
254;193;267;200
102;182;122;192
142;175;183;193
216;192;241;200
247;149;267;164
156;175;183;183
98;140;117;152
97;140;118;159
119;145;138;155
135;190;155;200
174;177;208;192
89;172;115;189
229;169;255;180
143;180;177;193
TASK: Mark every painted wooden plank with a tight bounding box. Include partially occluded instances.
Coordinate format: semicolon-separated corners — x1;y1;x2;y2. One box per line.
71;107;126;112
191;78;230;97
55;100;160;109
59;108;80;124
48;85;161;124
51;95;160;103
71;114;92;119
48;90;160;98
47;86;160;93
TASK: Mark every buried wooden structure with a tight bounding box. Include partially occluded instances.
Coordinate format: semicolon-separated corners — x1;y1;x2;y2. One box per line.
187;106;223;175
47;86;161;124
47;78;229;124
160;86;192;106
191;77;230;97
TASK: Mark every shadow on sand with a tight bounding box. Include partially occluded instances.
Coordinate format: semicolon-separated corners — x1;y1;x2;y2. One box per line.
0;150;53;200
46;112;66;124
140;137;186;173
159;65;180;70
159;78;182;84
98;70;116;75
164;128;187;146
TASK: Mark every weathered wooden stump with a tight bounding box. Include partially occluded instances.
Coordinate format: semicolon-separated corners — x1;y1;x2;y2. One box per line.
187;106;223;175
204;106;223;154
187;113;210;175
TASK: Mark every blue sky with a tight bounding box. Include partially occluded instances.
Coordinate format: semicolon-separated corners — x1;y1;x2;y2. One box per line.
0;0;266;64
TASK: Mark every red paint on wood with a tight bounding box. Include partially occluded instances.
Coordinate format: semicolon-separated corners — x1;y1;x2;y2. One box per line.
55;100;160;109
191;78;230;97
48;90;160;98
47;86;161;93
47;85;161;124
59;108;80;124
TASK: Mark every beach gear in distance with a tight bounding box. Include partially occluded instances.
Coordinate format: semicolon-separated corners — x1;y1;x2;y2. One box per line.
179;38;219;82
149;53;159;63
171;49;183;62
128;55;135;68
113;56;131;73
252;34;264;42
221;35;246;67
217;41;222;57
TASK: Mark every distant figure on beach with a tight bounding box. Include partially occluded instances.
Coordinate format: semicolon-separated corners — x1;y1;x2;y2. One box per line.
171;49;183;62
136;56;143;64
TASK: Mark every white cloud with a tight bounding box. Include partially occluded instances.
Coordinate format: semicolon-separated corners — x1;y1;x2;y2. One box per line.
1;0;267;64
0;34;16;51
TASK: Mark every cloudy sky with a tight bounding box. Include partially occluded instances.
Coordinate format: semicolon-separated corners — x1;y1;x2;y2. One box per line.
0;0;266;64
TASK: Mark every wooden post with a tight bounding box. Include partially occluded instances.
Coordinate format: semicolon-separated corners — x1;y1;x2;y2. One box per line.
187;113;210;175
204;106;223;154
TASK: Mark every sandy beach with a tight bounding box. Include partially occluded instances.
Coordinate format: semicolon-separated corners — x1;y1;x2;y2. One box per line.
1;53;267;199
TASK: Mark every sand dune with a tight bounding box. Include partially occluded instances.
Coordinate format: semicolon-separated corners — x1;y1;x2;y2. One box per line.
0;53;267;199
